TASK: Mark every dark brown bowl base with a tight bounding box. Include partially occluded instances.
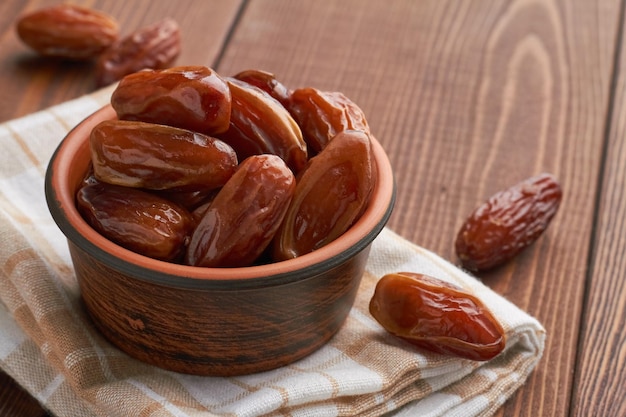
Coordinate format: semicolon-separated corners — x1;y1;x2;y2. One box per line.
70;241;370;376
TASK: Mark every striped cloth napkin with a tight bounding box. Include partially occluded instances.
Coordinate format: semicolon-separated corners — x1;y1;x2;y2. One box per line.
0;87;545;417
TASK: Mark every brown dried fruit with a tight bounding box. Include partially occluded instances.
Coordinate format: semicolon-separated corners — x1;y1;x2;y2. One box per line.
272;130;375;261
455;173;562;271
76;182;193;262
111;66;232;135
287;88;369;154
156;189;217;212
369;272;506;361
186;155;296;268
90;119;238;192
233;69;291;106
95;18;181;87
16;4;119;60
218;78;308;173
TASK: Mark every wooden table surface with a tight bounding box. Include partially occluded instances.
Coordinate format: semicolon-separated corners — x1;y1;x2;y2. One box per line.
1;0;625;416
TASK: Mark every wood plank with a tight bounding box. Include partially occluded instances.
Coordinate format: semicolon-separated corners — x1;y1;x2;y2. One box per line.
0;371;47;417
215;0;620;415
0;0;244;122
570;9;626;415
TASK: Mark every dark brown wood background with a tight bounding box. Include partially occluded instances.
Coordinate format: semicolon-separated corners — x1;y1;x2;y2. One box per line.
1;1;625;416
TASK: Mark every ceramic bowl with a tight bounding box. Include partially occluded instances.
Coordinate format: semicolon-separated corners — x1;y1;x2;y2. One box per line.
45;104;395;376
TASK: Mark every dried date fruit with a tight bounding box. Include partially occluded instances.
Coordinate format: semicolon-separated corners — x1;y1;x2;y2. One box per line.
111;66;231;135
287;87;369;154
190;197;216;225
16;4;119;59
186;155;296;267
218;78;307;173
76;182;193;262
95;18;181;87
90;120;238;192
272;130;375;260
455;173;562;271
369;272;506;361
233;69;291;106
80;163;99;187
156;189;217;212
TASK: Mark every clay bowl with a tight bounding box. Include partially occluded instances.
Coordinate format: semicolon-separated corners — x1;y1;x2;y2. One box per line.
45;104;395;376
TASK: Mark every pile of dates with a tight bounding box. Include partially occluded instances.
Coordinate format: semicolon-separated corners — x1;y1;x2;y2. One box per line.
76;66;377;268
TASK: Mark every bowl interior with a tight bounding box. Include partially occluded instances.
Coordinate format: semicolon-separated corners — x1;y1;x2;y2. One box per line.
45;105;396;289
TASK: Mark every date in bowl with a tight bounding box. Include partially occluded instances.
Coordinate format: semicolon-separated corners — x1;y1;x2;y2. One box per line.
45;104;395;376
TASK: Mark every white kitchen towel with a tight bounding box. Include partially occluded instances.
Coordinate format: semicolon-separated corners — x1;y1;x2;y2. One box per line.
0;86;544;417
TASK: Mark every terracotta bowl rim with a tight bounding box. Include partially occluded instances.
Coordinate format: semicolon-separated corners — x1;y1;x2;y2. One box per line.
45;104;395;290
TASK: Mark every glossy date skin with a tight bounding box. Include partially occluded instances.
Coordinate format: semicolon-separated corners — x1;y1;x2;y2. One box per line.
186;154;296;268
111;66;232;135
90;119;238;192
233;69;291;107
287;87;370;154
76;182;194;262
218;78;308;173
272;129;375;260
455;173;562;271
369;272;506;361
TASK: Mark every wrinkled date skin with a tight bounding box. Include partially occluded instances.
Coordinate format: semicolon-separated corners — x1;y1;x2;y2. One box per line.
186;154;296;268
287;88;370;155
272;130;375;261
218;78;308;173
111;66;232;135
455;173;563;271
369;272;506;361
233;69;291;107
16;4;119;59
95;18;181;87
76;183;193;262
90;119;238;192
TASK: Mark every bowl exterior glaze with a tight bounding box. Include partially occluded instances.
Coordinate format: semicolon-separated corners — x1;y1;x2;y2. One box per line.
46;104;395;376
70;240;369;375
